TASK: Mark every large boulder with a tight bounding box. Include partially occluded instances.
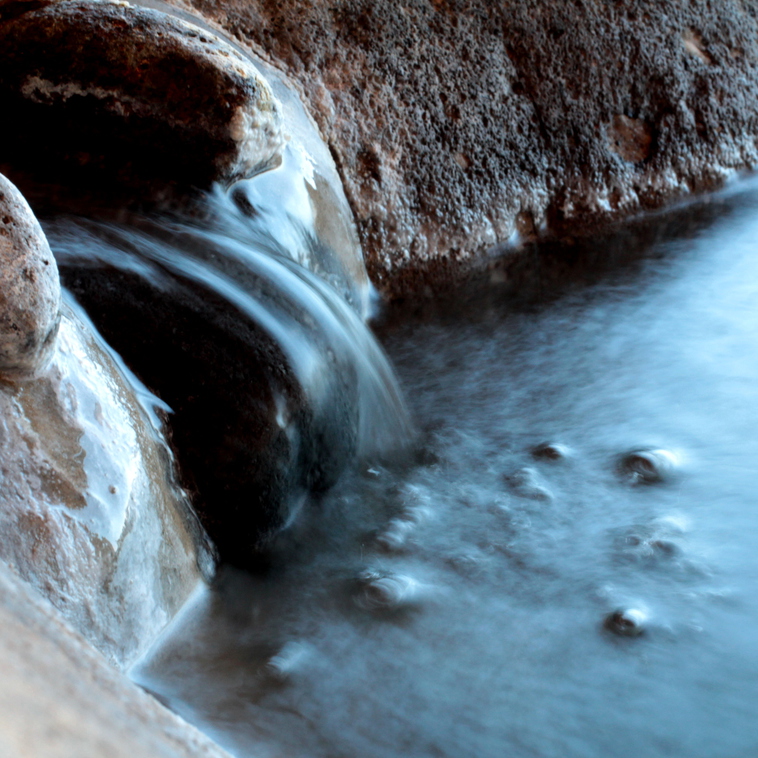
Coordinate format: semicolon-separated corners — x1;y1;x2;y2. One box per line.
179;0;758;294
0;294;213;667
0;174;211;667
0;173;60;379
0;0;283;205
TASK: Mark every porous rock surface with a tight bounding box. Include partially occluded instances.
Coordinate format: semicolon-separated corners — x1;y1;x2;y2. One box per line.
0;558;230;758
0;173;60;379
178;0;758;294
0;0;283;202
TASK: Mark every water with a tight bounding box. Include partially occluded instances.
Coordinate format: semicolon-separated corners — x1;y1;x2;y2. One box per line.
128;182;758;757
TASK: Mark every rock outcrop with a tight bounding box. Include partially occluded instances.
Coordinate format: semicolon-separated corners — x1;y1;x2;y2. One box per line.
0;0;283;205
177;0;758;294
0;174;60;379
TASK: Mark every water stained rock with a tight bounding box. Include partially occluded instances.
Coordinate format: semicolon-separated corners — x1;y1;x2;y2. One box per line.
0;295;211;667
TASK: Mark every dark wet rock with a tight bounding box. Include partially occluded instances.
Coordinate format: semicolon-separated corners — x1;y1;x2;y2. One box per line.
603;608;647;637
0;296;211;667
0;0;283;206
531;442;570;461
0;173;60;379
619;448;679;484
183;0;758;295
55;223;362;566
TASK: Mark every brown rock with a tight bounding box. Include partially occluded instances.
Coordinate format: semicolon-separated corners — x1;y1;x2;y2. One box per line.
0;559;231;757
0;295;212;667
0;173;60;379
176;0;758;294
0;0;283;203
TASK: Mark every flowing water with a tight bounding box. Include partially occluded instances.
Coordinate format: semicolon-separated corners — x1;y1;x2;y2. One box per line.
125;180;758;757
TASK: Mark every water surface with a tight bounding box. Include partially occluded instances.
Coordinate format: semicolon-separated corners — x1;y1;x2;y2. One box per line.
133;181;758;758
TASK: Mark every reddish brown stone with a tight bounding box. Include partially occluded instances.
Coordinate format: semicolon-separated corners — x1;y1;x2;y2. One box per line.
174;0;758;294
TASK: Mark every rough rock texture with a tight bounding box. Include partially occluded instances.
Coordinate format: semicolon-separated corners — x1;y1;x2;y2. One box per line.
176;0;758;294
0;0;283;204
0;558;231;758
0;295;212;668
0;174;60;379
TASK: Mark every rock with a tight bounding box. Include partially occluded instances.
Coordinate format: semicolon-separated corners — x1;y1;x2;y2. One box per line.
0;294;212;668
0;173;60;379
181;0;758;294
619;448;679;484
0;0;283;204
603;607;648;637
531;442;571;461
0;559;231;757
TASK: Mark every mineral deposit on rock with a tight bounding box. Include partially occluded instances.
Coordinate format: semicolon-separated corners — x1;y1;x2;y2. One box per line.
177;0;758;294
0;173;60;379
0;295;212;668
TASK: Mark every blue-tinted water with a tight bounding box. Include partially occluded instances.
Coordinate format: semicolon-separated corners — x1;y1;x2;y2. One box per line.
133;182;758;758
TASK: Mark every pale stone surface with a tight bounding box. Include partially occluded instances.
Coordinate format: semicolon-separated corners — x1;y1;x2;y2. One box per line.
0;295;212;669
0;0;283;200
0;558;231;758
0;173;60;379
176;0;758;294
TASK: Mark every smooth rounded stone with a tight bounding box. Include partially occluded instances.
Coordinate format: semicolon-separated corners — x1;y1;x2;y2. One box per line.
505;467;553;501
355;570;422;612
183;0;758;296
619;448;679;484
0;173;60;379
531;442;571;461
603;607;648;637
0;0;283;202
0;295;211;668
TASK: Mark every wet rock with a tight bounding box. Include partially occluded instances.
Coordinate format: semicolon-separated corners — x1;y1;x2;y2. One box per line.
184;0;758;294
531;442;571;461
0;295;211;668
0;0;283;204
0;173;60;379
619;448;679;484
603;608;648;637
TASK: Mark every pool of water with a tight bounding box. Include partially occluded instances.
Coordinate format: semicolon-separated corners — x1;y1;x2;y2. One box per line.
132;181;758;758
